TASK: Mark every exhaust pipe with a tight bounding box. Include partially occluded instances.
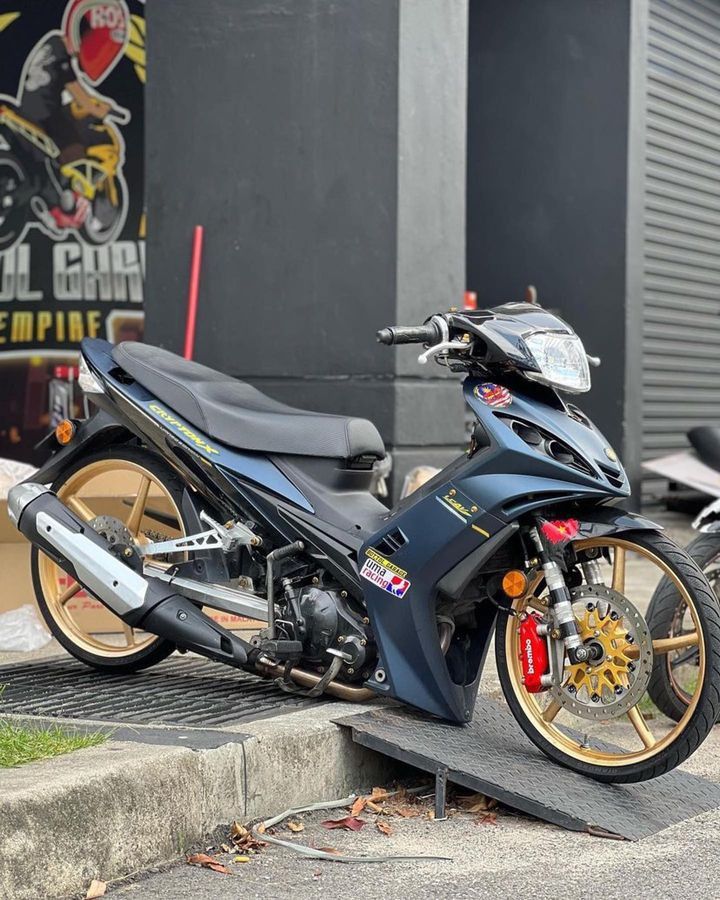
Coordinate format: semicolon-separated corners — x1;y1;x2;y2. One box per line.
8;484;255;670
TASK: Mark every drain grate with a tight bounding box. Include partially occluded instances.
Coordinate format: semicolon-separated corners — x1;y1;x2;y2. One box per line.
0;654;329;727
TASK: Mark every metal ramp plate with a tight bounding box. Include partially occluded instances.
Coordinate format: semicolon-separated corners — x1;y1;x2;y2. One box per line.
335;697;720;840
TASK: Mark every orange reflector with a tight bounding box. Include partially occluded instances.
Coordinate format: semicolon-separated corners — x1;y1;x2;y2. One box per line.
55;419;76;445
502;570;528;599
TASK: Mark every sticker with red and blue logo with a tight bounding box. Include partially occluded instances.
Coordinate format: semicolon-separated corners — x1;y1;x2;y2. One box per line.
361;548;411;598
473;382;512;409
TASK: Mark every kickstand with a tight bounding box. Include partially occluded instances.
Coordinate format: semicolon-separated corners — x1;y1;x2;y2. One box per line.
434;766;449;821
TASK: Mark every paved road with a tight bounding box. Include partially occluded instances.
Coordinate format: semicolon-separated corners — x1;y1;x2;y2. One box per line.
110;726;720;900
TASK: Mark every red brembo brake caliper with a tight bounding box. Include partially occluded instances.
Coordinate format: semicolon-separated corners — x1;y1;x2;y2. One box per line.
518;612;550;693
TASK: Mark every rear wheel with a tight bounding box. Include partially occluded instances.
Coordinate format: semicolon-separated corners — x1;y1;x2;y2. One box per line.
31;447;189;672
0;153;28;251
496;530;720;783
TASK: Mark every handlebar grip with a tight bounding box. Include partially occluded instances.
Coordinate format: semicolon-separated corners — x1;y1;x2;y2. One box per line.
376;323;441;346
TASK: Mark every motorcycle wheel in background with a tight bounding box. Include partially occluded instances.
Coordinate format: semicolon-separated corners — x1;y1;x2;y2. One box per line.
496;531;720;783
0;153;28;250
30;447;188;673
79;175;127;245
646;531;720;721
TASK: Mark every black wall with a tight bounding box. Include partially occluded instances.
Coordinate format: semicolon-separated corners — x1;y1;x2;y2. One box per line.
467;0;631;455
145;0;469;493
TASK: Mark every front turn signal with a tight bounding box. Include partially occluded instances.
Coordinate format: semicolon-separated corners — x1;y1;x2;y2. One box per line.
502;569;528;599
55;419;76;446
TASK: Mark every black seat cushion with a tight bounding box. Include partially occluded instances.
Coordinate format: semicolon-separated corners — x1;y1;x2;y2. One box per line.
689;426;720;473
111;342;385;461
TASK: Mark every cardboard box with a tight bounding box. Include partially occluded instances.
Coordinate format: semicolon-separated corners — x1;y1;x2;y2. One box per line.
0;485;265;636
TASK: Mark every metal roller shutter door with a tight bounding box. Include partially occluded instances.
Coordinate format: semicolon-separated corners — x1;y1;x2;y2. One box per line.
642;0;720;502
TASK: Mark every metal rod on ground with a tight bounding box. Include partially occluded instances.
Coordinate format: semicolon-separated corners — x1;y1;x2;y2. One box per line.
183;225;204;361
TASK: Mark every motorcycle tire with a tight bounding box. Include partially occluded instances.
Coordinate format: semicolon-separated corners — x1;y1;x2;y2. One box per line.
0;153;28;251
646;531;720;722
79;174;127;245
31;446;187;673
496;530;720;783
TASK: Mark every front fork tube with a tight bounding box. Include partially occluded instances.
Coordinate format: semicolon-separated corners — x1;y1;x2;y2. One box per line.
528;526;590;665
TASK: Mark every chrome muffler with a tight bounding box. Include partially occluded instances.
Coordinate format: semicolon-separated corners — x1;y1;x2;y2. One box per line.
8;483;256;669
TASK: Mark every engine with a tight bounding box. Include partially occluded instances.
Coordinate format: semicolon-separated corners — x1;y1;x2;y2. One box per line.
275;579;374;681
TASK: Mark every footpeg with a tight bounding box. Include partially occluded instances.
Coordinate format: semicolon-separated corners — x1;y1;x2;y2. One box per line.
260;639;303;661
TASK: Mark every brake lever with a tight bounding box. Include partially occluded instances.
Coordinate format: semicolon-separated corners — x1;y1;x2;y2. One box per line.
418;340;471;365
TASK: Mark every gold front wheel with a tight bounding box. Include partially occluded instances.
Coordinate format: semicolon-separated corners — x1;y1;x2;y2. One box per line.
32;448;187;672
496;529;720;783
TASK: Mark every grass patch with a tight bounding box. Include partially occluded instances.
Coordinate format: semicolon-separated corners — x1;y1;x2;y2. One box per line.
0;720;107;768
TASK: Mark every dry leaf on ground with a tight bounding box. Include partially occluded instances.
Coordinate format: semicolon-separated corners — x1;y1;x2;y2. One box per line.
376;820;393;836
370;787;392;802
395;806;422;819
320;816;365;832
475;813;498;826
230;820;266;852
288;820;304;833
350;796;367;816
186;853;232;875
85;881;106;899
458;793;497;813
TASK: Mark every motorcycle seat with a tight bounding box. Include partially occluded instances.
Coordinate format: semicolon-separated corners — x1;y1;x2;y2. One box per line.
688;425;720;473
112;342;385;462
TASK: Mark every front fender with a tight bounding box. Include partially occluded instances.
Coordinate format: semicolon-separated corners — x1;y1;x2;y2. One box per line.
27;409;134;486
570;506;661;540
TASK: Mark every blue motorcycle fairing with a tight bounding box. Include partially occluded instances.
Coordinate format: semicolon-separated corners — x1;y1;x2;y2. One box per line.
359;376;645;722
79;338;314;513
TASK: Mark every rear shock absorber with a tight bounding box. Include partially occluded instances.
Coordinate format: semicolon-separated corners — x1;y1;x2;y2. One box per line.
528;525;589;664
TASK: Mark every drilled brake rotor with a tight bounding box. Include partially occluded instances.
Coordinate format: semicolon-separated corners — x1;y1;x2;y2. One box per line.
89;515;143;573
550;583;653;721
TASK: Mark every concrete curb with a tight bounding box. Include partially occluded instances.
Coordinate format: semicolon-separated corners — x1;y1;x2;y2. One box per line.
0;703;395;900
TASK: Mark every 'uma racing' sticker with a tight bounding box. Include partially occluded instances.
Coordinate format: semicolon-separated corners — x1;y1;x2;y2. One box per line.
361;549;411;598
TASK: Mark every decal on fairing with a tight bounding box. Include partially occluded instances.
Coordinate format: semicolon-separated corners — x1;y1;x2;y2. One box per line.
147;402;220;457
436;487;477;521
473;382;512;409
361;549;411;598
540;518;580;545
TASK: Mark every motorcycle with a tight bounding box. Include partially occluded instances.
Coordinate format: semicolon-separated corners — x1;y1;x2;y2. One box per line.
0;101;128;251
646;425;720;721
9;302;720;784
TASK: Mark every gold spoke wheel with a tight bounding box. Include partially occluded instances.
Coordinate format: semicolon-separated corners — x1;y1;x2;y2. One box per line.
36;456;186;659
502;535;706;769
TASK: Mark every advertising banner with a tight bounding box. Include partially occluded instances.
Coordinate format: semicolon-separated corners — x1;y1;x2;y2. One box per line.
0;0;145;463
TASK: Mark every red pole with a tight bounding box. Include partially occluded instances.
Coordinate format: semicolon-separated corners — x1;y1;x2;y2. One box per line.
183;225;204;360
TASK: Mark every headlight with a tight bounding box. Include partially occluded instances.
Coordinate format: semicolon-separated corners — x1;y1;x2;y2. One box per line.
524;332;591;394
78;355;105;395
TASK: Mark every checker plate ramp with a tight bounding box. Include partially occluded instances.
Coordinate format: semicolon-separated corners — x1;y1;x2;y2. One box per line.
0;655;328;726
335;697;720;840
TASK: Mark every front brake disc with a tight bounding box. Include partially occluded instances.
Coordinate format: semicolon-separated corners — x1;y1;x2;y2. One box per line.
550;583;653;721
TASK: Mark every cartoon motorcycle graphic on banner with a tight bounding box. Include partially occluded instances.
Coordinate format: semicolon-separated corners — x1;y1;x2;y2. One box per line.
0;0;131;252
0;100;129;250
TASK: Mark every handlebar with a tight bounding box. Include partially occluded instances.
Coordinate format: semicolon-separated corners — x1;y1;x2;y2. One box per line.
376;323;441;346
